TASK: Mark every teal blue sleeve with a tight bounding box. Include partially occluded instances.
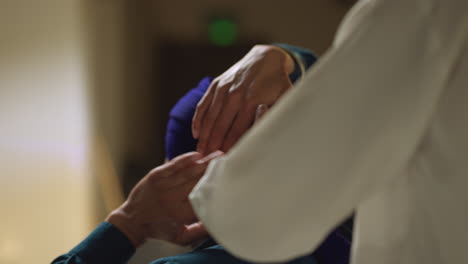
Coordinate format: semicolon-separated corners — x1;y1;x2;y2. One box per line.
271;43;317;83
51;222;135;264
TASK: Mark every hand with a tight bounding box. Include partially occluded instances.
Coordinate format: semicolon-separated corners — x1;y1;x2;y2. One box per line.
192;44;294;155
106;151;223;247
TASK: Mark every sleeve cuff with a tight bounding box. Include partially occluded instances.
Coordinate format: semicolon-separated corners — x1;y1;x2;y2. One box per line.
271;43;317;83
69;222;136;264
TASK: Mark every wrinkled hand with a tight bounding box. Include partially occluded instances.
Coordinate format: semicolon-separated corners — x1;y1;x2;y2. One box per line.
192;44;294;155
107;151;223;247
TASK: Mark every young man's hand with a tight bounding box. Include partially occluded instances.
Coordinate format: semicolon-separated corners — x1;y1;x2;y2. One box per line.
107;151;223;247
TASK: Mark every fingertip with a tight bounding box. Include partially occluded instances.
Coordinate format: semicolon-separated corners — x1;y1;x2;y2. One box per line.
212;150;224;158
167;154;195;171
189;152;203;161
180;222;209;246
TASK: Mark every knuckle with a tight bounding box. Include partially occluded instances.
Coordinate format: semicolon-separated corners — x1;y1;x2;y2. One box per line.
216;84;230;94
212;77;222;85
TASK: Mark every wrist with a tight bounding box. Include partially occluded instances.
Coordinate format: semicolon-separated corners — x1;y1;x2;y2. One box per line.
106;204;147;248
271;46;295;75
270;43;317;83
253;44;295;75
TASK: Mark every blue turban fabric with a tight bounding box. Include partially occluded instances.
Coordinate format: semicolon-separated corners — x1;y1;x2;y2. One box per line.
165;76;213;160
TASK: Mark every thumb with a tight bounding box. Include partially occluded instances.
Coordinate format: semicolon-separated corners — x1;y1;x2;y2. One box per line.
177;222;209;246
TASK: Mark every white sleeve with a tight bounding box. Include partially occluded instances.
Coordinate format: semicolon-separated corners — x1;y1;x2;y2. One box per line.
189;0;462;262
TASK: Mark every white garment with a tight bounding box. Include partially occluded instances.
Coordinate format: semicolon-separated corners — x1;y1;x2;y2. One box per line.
189;0;468;263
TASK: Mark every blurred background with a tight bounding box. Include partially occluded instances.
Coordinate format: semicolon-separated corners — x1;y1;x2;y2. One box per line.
0;0;355;263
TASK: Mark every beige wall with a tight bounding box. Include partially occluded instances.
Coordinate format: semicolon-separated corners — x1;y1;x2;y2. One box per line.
0;1;93;263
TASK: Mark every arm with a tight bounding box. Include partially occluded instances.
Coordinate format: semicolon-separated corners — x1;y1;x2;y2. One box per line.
190;0;462;262
52;152;223;264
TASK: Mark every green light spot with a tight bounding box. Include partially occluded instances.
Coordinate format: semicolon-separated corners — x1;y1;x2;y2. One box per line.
209;18;237;46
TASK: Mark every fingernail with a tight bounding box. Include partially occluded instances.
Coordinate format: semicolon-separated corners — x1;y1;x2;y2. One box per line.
190;152;203;161
208;150;224;158
199;150;224;163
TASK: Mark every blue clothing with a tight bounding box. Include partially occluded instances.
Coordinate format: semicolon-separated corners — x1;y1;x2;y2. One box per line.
151;227;351;264
51;222;135;264
151;244;318;264
165;76;213;160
